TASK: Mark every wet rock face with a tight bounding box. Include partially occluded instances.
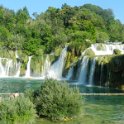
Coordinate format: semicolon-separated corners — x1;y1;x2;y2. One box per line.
110;57;124;72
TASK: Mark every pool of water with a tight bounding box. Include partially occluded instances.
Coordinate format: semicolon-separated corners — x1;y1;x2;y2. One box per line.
0;78;123;93
36;96;124;124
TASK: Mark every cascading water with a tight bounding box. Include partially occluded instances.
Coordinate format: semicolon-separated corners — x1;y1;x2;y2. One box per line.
90;43;124;55
0;58;5;76
14;62;21;77
41;55;51;78
25;56;32;78
0;42;124;87
0;58;12;77
78;56;89;84
88;57;96;85
5;59;12;76
14;50;21;77
47;46;67;79
66;67;74;80
100;63;103;86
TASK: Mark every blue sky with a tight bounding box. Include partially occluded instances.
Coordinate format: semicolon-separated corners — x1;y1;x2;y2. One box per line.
0;0;124;23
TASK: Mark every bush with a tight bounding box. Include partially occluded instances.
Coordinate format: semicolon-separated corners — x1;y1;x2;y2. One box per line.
0;96;36;124
33;79;83;121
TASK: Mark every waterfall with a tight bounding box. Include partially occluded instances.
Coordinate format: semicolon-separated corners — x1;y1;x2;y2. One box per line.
41;55;51;78
100;63;103;86
15;50;19;58
14;50;21;77
47;46;67;79
5;59;12;76
0;58;6;77
66;67;74;80
14;62;21;77
88;57;96;85
25;56;32;78
90;43;124;55
0;58;13;77
78;56;89;84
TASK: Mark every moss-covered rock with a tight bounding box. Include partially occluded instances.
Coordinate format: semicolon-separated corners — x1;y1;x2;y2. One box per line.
84;48;95;57
96;44;106;51
63;51;79;77
97;56;112;65
113;49;121;55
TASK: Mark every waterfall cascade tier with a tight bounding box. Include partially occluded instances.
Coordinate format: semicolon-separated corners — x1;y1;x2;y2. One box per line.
25;56;32;78
47;46;67;79
0;43;124;89
90;43;124;55
78;42;124;86
0;58;20;77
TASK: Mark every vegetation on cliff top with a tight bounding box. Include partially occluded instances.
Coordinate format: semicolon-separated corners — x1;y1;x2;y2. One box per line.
0;4;124;56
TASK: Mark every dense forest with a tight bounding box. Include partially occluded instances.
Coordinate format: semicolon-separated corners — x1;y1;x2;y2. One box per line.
0;3;124;56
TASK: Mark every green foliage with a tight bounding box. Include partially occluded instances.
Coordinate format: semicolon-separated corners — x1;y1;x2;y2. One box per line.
0;96;36;124
0;4;124;55
96;31;109;43
23;38;41;55
33;79;83;121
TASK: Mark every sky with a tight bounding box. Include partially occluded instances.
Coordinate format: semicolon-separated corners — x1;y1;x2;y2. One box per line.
0;0;124;23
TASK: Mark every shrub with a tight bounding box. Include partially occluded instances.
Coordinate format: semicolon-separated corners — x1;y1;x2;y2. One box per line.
0;96;36;124
33;79;83;121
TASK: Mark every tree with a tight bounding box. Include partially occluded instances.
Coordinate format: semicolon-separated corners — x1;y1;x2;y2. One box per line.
33;79;83;121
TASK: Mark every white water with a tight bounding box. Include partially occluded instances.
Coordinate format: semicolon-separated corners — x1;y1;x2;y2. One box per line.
47;46;67;79
15;50;19;58
100;63;103;86
14;62;21;77
90;43;124;55
66;67;74;80
41;55;51;78
0;58;5;76
14;51;21;77
78;56;89;84
0;58;13;77
88;57;96;85
25;56;32;78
